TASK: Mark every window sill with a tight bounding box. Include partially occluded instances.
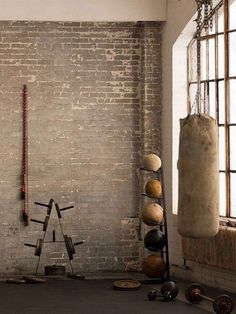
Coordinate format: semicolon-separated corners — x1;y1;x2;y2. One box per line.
220;218;236;228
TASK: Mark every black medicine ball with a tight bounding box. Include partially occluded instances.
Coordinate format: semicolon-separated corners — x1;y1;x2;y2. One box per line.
144;229;166;251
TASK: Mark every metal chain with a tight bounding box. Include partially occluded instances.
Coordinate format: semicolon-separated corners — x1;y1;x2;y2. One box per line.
204;3;209;30
210;1;213;31
192;0;213;115
195;0;202;114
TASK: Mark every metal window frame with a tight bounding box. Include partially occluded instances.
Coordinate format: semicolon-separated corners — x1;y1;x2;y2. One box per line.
187;0;236;218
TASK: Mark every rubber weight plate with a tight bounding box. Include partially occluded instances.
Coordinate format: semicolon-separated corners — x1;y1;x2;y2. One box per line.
64;235;73;260
185;283;205;304
113;279;141;291
45;265;66;276
161;281;179;301
68;236;75;254
35;239;43;256
213;294;234;314
23;276;46;283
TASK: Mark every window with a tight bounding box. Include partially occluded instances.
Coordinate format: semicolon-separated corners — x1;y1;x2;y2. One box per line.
187;0;236;218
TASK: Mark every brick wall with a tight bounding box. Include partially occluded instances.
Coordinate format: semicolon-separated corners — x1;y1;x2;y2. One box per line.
0;21;162;275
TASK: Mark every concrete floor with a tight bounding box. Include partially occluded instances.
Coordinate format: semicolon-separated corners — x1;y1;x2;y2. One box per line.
0;273;235;314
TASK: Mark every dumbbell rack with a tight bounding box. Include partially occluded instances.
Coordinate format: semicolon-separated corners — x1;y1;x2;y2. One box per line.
140;166;170;283
24;198;84;278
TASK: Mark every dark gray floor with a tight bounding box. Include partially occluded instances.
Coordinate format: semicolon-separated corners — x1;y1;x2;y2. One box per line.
1;275;236;314
0;277;213;314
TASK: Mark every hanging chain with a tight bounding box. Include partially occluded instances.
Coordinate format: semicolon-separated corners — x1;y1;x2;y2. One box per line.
194;0;202;114
192;0;213;115
204;3;209;30
210;1;214;31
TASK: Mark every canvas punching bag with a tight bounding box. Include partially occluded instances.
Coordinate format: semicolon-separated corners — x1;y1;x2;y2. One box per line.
177;114;219;238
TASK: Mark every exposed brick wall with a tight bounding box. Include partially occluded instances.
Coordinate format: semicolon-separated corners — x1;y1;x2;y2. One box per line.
140;22;162;157
0;21;162;275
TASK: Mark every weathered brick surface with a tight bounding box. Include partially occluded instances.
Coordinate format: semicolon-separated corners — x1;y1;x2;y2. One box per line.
140;22;162;157
0;21;162;275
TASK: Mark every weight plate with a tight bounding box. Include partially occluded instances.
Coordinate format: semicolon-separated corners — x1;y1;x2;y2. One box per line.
6;278;26;284
67;273;85;280
161;281;179;301
185;283;205;304
45;265;66;276
23;276;46;283
213;294;234;314
43;215;49;231
113;279;141;291
47;199;54;215
68;236;75;254
64;235;73;260
35;239;43;256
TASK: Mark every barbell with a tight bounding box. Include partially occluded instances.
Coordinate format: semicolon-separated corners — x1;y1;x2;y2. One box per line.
185;283;234;314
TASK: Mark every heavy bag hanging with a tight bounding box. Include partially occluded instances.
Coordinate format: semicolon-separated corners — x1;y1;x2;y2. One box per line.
177;114;219;238
178;0;219;239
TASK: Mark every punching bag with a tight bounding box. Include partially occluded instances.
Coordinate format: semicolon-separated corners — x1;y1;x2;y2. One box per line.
177;114;219;238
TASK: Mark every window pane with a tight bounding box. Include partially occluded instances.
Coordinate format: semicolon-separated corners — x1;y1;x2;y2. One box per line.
230;174;236;217
218;35;224;79
218;6;224;33
218;6;224;32
189;83;197;112
219;127;226;170
218;81;225;124
209;38;215;80
230;126;236;170
201;83;205;113
229;32;236;77
229;0;236;31
229;79;236;123
220;172;227;216
209;82;216;118
188;40;197;82
201;40;207;81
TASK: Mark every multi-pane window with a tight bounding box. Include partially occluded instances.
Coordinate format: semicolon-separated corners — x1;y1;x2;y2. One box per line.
187;0;236;218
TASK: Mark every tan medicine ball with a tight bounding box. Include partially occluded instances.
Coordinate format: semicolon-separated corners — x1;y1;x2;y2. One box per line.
145;180;162;198
141;203;163;226
142;255;166;278
143;154;162;172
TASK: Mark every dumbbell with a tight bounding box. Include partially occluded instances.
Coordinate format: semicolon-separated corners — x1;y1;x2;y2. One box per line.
24;239;43;256
148;281;179;301
30;216;49;231
185;283;234;314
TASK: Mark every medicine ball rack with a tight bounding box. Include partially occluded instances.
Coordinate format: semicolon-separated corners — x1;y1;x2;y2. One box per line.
140;165;170;283
24;198;84;278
